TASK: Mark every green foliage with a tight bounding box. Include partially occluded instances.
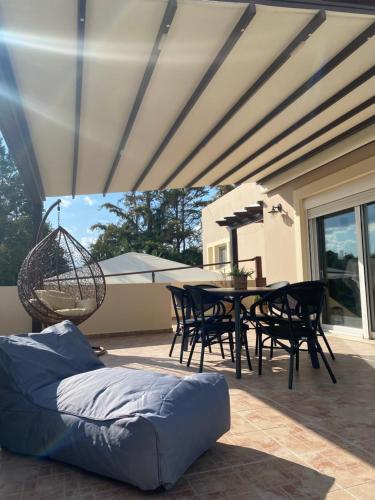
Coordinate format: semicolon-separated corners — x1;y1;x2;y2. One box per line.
0;139;33;285
229;265;254;278
91;188;215;265
213;185;235;200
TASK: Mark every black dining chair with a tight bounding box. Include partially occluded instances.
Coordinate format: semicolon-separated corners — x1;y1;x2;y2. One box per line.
247;281;290;357
250;281;336;389
270;281;335;360
167;285;196;364
167;284;232;363
184;285;251;373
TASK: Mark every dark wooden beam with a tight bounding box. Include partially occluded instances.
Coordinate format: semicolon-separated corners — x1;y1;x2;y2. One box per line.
159;9;325;190
238;96;375;182
102;0;177;195
131;2;256;191
72;0;86;198
216;219;229;227
230;228;239;270
187;20;375;187
258;114;375;185
216;66;375;185
211;0;375;15
0;32;44;203
225;215;239;224
31;200;43;332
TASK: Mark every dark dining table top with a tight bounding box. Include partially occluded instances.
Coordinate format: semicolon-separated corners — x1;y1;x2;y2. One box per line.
201;287;270;297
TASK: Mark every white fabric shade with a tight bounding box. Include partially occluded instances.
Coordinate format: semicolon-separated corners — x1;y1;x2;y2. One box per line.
98;252;223;284
0;0;374;199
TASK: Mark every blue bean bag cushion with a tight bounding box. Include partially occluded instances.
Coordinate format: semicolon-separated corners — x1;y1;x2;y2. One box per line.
0;321;230;490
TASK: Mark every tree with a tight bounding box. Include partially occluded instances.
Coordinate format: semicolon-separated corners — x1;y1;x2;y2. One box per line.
91;187;213;265
213;184;235;200
0;138;33;285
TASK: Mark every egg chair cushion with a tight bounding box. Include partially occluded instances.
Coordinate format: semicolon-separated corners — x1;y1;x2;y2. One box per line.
0;321;230;491
76;298;97;312
55;308;92;317
35;289;76;311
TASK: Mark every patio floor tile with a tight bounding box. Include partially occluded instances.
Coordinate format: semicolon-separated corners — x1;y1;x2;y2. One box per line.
1;331;374;498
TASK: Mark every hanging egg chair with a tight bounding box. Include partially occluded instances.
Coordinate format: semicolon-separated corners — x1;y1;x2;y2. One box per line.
18;200;106;328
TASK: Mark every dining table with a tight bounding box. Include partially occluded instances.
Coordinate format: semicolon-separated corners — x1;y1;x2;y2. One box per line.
202;286;270;379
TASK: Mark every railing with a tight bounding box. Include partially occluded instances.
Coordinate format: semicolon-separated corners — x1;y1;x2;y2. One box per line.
102;256;266;286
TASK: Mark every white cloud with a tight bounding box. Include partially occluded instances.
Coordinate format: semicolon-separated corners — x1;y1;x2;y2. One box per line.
83;196;96;206
60;197;72;208
80;235;98;248
65;225;78;236
86;226;100;235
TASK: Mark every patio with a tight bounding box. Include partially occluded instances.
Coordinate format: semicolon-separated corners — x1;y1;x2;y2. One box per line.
2;332;374;500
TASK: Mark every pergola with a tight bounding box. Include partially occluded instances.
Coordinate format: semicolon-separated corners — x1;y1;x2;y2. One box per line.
0;0;374;221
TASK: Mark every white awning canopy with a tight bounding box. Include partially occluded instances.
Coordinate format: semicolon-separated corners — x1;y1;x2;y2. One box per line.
98;252;223;284
0;0;374;202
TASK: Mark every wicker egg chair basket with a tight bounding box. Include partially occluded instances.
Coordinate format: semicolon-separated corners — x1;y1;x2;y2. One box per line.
18;226;106;326
17;200;106;354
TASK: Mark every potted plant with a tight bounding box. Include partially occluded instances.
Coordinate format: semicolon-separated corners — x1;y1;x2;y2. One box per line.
229;266;254;290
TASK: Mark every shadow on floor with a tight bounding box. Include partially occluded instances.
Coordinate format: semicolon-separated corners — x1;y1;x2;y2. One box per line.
103;343;375;475
0;442;335;498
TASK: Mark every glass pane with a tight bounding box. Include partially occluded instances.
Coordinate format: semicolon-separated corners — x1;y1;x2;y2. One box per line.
317;209;362;328
364;202;375;331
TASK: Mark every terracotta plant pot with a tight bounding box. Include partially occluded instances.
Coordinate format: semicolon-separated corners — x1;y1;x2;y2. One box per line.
232;276;248;290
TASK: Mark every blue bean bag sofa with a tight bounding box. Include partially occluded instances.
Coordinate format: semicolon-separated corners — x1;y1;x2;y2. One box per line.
0;321;230;491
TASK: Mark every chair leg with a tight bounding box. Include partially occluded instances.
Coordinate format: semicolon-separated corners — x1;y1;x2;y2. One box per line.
258;332;263;376
187;334;198;367
218;335;225;359
169;333;178;357
228;331;235;363
208;343;212;353
199;334;206;373
316;340;337;384
242;332;252;371
288;347;295;390
295;344;299;372
270;338;274;359
319;327;335;360
255;330;259;356
179;329;189;364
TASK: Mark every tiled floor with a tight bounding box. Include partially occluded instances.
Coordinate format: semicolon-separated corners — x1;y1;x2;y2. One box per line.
1;332;375;499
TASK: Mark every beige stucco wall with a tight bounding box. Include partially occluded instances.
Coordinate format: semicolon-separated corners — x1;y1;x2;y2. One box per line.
202;183;296;283
0;286;32;335
0;283;173;336
202;142;375;285
202;184;266;276
77;283;172;336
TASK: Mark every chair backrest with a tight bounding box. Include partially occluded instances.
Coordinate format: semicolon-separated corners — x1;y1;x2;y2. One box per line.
254;281;326;332
266;281;290;315
166;285;190;326
183;285;224;323
285;281;326;325
266;281;326;328
267;281;289;289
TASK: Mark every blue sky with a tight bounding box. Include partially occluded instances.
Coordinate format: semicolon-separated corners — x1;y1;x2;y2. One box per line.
46;193;123;248
46;187;218;249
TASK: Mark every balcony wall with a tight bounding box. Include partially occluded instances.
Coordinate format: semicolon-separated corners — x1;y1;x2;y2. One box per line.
0;284;172;337
81;283;172;336
0;279;257;337
0;286;31;335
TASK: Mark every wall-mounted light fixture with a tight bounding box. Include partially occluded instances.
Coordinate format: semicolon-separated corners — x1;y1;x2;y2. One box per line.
268;203;283;215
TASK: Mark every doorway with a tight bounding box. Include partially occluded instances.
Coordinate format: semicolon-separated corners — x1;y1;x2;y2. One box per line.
309;195;375;339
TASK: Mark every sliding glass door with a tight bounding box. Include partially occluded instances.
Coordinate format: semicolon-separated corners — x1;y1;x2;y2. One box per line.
316;209;362;329
363;202;375;334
